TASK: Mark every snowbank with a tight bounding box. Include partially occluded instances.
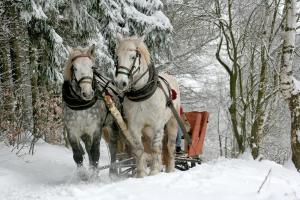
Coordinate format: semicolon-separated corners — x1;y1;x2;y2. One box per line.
0;142;299;200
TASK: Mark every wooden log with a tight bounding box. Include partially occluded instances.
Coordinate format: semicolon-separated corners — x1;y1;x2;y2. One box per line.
103;95;136;149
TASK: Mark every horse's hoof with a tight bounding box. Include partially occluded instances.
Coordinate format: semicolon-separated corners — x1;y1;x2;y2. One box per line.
77;163;83;168
165;167;175;173
136;171;146;178
149;169;160;176
109;168;120;180
109;172;120;181
77;168;89;181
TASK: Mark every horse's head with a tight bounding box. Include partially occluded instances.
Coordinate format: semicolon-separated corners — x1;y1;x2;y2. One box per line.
114;34;151;91
64;44;96;101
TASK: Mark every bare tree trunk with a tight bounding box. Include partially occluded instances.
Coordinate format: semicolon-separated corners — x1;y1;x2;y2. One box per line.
9;2;33;138
280;0;300;171
22;48;34;134
217;106;223;156
9;5;21;90
0;43;14;122
250;45;267;159
28;39;38;137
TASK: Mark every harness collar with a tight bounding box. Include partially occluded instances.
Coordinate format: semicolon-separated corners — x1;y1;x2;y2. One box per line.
62;81;98;110
125;63;158;102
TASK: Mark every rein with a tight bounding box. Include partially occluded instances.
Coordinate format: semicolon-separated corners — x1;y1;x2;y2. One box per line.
125;63;158;102
158;77;191;145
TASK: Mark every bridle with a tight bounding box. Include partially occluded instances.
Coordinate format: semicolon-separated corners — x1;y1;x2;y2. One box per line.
115;48;150;90
115;48;159;101
70;53;120;97
63;53;120;110
71;54;94;86
62;54;98;110
115;49;141;79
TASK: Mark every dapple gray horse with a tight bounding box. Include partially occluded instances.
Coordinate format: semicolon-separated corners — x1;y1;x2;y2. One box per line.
62;45;119;175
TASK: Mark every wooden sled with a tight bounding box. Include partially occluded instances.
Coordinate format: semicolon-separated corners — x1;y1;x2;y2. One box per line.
175;111;209;171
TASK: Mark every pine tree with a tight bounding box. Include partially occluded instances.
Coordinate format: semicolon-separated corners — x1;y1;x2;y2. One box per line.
0;0;172;146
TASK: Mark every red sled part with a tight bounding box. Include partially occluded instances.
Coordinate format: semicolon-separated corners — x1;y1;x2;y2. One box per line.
184;111;209;157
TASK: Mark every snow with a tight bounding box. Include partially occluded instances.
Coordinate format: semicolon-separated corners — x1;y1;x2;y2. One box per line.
1;142;300;200
31;0;48;20
20;1;48;22
50;29;63;44
20;11;32;23
292;77;300;95
178;75;203;93
133;0;163;10
124;6;172;31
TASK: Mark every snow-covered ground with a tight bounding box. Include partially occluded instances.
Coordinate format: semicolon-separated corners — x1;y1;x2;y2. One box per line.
0;142;300;200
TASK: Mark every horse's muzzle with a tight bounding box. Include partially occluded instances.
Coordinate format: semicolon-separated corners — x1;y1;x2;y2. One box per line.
81;90;94;100
115;79;128;91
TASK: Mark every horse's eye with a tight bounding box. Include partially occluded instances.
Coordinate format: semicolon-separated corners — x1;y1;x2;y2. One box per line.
130;55;136;60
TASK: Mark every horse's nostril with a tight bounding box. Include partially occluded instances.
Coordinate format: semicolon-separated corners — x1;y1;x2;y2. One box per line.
122;81;127;87
82;92;87;98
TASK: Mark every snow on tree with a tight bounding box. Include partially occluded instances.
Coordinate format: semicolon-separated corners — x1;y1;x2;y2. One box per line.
0;0;172;146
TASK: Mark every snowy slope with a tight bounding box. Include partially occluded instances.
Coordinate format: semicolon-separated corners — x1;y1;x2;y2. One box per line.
0;142;299;200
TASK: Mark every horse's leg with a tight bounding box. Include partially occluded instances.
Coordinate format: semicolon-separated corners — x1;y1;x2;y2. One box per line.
149;128;163;176
68;131;85;167
162;128;169;167
108;122;119;176
81;134;92;165
165;117;177;172
81;133;100;169
90;130;101;168
130;126;146;178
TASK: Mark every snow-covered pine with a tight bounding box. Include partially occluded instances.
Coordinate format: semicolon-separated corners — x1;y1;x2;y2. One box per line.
0;0;172;146
21;0;172;84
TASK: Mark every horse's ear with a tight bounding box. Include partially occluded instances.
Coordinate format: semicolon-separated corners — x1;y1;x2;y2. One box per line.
88;44;96;57
116;33;123;42
66;45;73;54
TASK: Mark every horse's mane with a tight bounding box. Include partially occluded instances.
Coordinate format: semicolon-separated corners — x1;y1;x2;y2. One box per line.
136;41;151;66
119;37;151;66
63;47;94;81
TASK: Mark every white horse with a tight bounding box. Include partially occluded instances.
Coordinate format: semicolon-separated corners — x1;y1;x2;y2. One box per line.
114;34;180;177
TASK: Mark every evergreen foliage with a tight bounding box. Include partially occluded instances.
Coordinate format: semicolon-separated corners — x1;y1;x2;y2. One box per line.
0;0;172;145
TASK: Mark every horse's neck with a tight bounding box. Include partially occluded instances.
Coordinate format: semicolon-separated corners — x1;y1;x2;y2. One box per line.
132;64;149;90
